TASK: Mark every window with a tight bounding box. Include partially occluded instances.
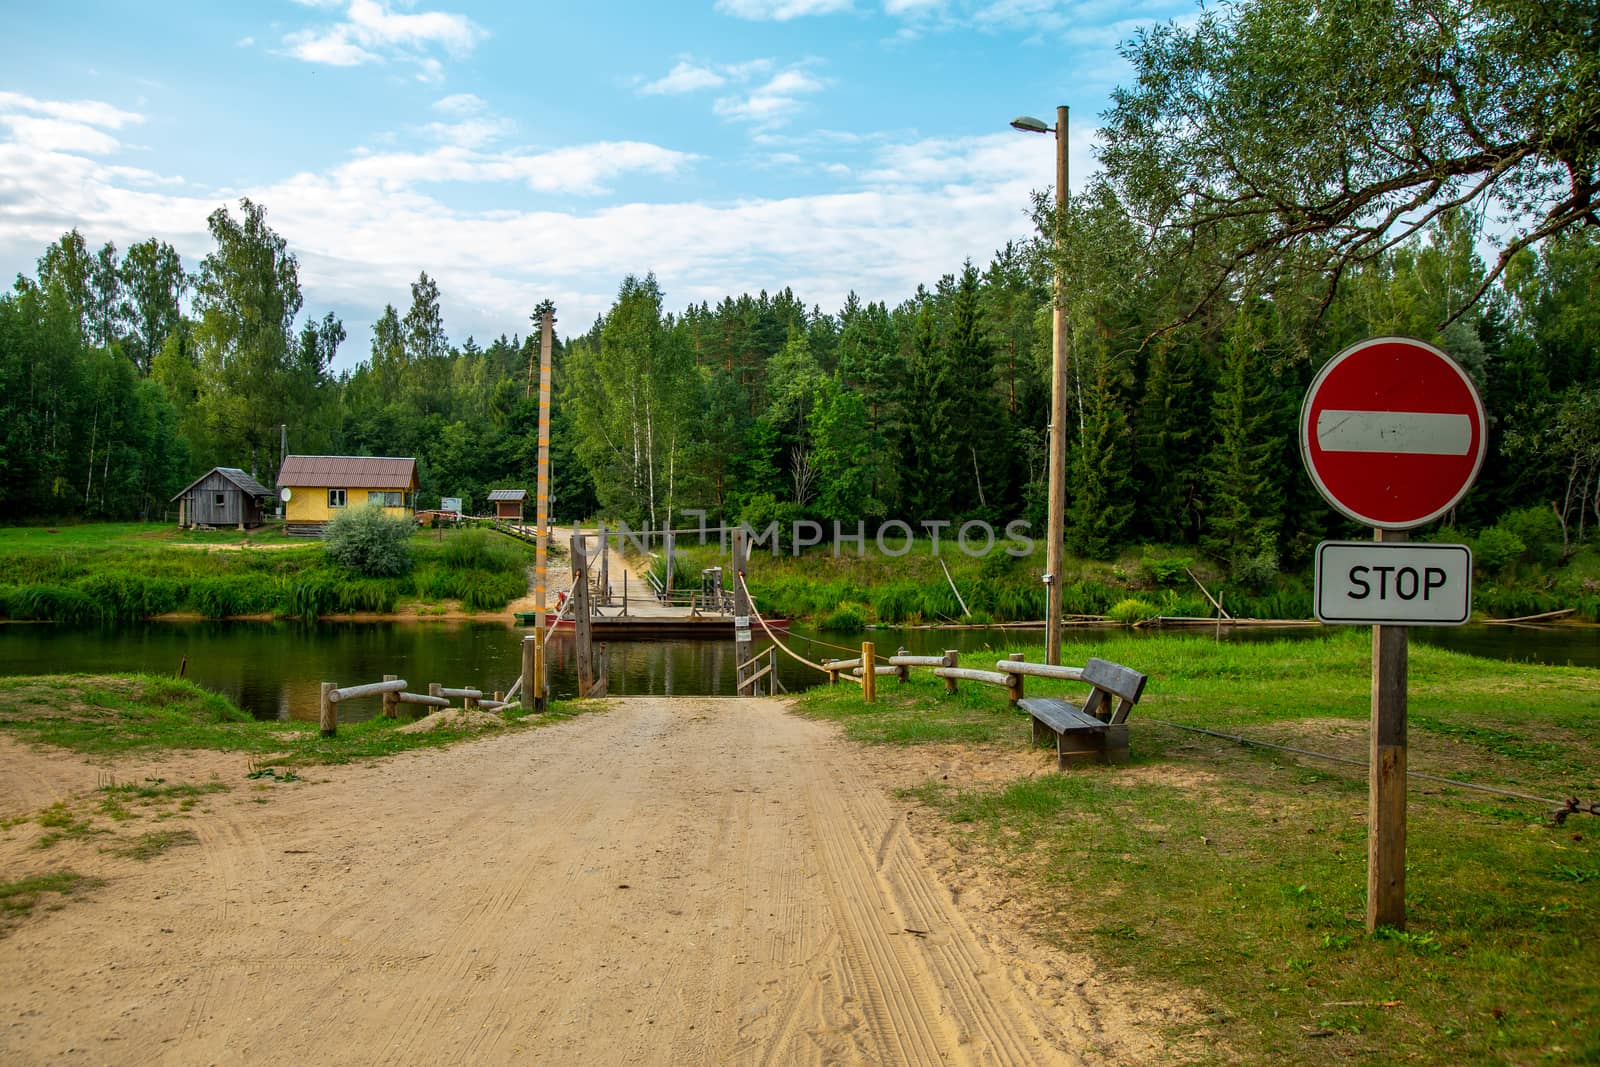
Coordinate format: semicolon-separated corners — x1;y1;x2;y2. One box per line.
368;490;405;507
328;489;347;508
214;493;226;509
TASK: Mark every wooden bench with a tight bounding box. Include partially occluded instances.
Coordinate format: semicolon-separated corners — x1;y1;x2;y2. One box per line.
1003;657;1149;769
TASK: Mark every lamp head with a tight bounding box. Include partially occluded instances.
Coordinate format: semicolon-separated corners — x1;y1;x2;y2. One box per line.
1009;115;1051;134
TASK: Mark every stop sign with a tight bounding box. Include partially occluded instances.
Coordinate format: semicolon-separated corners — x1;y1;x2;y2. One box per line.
1300;337;1487;529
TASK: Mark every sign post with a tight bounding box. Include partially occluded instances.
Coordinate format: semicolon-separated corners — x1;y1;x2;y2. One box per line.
1300;337;1486;932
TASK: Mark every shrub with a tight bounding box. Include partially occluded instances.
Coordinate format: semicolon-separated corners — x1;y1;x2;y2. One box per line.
1496;505;1563;565
817;602;866;633
1108;598;1159;625
1472;526;1525;577
1140;554;1195;586
324;506;414;578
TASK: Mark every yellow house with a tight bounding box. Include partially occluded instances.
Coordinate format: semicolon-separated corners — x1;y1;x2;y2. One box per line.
276;455;418;536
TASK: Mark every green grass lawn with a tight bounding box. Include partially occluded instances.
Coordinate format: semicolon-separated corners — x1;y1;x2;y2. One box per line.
0;521;533;620
794;631;1600;1065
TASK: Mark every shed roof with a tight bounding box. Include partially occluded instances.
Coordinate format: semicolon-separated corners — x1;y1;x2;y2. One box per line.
170;467;273;502
487;488;528;501
276;455;417;489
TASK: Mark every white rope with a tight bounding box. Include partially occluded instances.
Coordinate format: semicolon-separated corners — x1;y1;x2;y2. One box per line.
738;573;854;679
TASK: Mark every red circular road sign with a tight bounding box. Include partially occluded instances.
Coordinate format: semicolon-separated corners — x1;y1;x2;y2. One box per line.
1300;337;1487;529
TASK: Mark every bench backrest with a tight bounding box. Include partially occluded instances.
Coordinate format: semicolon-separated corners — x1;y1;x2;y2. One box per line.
1081;657;1148;725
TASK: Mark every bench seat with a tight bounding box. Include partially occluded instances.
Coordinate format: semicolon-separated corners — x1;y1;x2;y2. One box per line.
1014;657;1146;769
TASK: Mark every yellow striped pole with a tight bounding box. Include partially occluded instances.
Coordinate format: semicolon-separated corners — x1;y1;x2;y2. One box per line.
533;305;555;711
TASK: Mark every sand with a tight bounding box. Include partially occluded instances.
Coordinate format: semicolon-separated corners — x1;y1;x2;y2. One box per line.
0;698;1187;1065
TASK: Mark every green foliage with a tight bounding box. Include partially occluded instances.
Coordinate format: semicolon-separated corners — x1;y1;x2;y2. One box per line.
1139;554;1194;586
1472;526;1526;577
816;601;866;633
1496;505;1564;567
323;505;414;578
1107;597;1158;624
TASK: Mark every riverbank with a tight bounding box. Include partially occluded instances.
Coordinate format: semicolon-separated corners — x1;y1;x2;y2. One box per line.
666;535;1600;629
0;522;538;623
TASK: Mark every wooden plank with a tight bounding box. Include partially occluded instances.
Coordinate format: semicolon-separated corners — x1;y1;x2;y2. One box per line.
1081;657;1148;703
438;687;483;699
887;655;947;667
850;666;900;677
932;667;1009;687
1019;697;1106;733
739;664;773;692
398;692;451;707
822;657;863;671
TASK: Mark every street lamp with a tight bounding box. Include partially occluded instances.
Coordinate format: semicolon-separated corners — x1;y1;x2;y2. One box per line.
1011;106;1068;665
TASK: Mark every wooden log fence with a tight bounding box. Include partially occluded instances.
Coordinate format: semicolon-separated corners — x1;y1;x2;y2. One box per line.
317;675;504;737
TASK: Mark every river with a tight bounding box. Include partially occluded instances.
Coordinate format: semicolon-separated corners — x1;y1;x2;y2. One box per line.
0;618;1594;725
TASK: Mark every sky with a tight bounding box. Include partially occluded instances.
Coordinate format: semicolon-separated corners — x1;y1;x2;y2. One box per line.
1;0;1197;370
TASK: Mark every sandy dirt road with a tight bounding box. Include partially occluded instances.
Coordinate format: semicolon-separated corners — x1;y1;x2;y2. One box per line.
0;699;1172;1065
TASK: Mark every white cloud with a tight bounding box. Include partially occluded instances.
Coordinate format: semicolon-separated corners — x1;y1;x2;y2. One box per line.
715;0;854;19
282;0;486;75
0;91;143;130
714;69;827;125
640;61;727;96
0;93;1068;370
236;35;257;48
433;93;486;117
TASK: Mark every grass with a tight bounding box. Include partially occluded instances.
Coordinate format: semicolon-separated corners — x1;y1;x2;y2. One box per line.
0;871;103;930
0;521;533;621
100;829;199;861
793;630;1600;1065
0;673;599;767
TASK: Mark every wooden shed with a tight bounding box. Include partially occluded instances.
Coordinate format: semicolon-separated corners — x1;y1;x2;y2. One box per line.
488;488;528;521
276;455;418;537
171;468;273;529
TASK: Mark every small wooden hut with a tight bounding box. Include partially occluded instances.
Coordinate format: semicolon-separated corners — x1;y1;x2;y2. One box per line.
172;467;273;529
488;488;527;522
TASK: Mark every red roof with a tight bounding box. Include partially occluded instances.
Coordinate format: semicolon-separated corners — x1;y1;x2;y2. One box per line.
276;455;416;489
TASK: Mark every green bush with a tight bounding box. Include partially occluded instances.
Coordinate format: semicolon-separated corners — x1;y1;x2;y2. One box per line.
1472;526;1525;577
1108;598;1159;625
324;505;414;578
188;577;279;619
9;585;97;624
1496;505;1563;566
818;602;866;633
1140;554;1195;586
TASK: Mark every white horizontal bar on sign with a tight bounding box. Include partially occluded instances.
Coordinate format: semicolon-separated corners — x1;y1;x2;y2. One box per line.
1316;410;1472;455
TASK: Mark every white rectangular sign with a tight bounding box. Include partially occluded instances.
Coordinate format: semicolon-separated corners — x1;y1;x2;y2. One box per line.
1315;542;1472;626
440;497;462;513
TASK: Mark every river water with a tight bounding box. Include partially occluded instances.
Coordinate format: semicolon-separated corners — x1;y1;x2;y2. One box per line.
1;618;1594;726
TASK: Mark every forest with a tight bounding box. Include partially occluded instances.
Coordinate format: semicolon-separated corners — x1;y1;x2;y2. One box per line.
1;0;1596;587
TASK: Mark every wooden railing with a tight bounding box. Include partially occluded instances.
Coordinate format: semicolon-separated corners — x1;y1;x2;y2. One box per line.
318;674;511;737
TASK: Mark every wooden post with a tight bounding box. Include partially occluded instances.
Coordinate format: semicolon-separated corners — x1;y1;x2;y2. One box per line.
943;650;959;695
1369;527;1409;931
598;524;610;607
1006;653;1025;706
862;641;876;704
1044;104;1070;667
533;628;547;712
382;673;398;718
429;682;443;708
521;635;537;712
896;647;909;683
464;690;478;710
572;529;593;697
592;643;609;698
623;571;629;617
665;529;675;599
320;682;336;738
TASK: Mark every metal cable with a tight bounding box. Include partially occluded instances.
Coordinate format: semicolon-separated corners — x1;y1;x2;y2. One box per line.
1144;717;1594;818
739;574;836;675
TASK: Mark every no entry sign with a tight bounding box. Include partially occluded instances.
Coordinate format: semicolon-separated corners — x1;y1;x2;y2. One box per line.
1300;337;1487;529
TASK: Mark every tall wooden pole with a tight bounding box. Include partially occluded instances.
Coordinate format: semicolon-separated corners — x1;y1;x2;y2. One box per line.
1369;526;1409;930
1045;105;1070;665
533;307;554;711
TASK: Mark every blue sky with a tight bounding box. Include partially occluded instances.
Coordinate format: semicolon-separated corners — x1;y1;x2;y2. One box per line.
1;0;1196;369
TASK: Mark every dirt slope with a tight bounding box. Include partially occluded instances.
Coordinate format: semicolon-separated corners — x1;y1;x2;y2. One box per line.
0;698;1177;1065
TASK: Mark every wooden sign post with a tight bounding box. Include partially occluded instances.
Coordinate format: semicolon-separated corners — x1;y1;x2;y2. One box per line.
532;305;554;712
1300;337;1486;932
